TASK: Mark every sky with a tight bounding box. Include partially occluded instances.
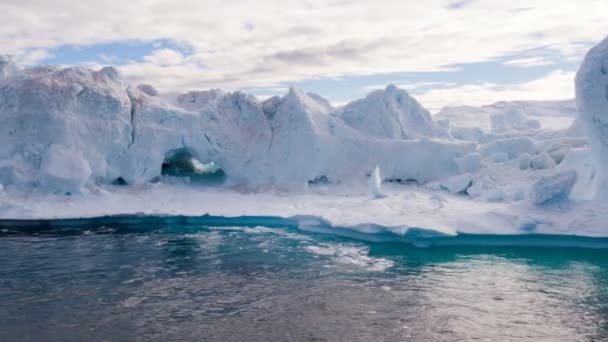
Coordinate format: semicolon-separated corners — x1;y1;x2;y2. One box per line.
2;0;608;111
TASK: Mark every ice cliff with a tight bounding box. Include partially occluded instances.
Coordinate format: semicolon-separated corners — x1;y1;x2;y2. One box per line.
576;35;608;200
0;62;474;193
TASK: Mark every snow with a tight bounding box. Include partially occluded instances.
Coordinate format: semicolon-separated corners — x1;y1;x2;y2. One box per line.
3;35;608;246
530;170;577;205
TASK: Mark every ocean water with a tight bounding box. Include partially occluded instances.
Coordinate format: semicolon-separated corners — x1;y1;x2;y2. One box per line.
1;219;607;342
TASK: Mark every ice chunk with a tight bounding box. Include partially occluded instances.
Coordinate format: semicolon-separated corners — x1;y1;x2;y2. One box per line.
530;151;556;170
467;175;505;201
518;153;532;170
190;159;221;174
491;108;541;133
450;126;485;142
530;170;577;205
440;174;473;194
559;147;596;201
369;165;384;198
40;145;92;194
487;152;509;163
480;137;537;159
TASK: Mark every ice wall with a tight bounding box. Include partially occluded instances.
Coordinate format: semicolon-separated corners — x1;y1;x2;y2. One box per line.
0;62;473;193
575;35;608;199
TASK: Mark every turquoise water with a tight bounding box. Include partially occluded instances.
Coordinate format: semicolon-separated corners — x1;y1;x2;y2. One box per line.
1;219;607;341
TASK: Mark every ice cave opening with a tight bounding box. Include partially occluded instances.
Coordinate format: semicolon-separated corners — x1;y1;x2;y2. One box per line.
161;148;226;185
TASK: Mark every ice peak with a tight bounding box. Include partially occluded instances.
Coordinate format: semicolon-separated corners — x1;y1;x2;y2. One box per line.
385;84;399;93
286;85;307;101
97;66;123;83
137;84;158;97
176;89;224;111
339;84;448;140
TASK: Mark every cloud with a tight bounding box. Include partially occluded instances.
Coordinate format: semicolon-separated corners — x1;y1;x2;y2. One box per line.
143;48;185;66
502;56;554;68
17;49;52;65
415;70;575;111
0;0;606;92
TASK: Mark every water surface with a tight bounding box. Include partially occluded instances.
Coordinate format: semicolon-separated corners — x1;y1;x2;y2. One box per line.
1;222;607;341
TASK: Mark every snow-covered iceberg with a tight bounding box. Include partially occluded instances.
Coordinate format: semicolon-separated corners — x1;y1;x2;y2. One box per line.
576;35;608;200
2;34;608;247
0;63;476;193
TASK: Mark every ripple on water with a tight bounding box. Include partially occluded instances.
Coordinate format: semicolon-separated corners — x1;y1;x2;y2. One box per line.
0;225;607;342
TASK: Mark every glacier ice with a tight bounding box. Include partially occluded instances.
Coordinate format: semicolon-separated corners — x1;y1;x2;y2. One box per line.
3;34;608;243
530;151;556;170
369;165;384;198
576;35;608;200
40;144;92;194
490;108;541;133
338;84;449;140
0;63;477;194
439;174;473;194
480;137;537;160
530;170;577;205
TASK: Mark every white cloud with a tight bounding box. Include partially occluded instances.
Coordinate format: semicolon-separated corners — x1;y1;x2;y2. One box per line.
0;0;606;91
503;56;554;68
17;49;52;65
416;70;575;111
143;49;184;66
362;81;458;94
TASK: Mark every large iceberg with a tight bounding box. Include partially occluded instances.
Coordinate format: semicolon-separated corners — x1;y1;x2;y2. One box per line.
0;62;475;193
576;35;608;200
3;34;608;247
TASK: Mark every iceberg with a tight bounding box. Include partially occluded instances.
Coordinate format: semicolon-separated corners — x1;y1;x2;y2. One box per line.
2;34;608;247
0;65;474;193
576;35;608;200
